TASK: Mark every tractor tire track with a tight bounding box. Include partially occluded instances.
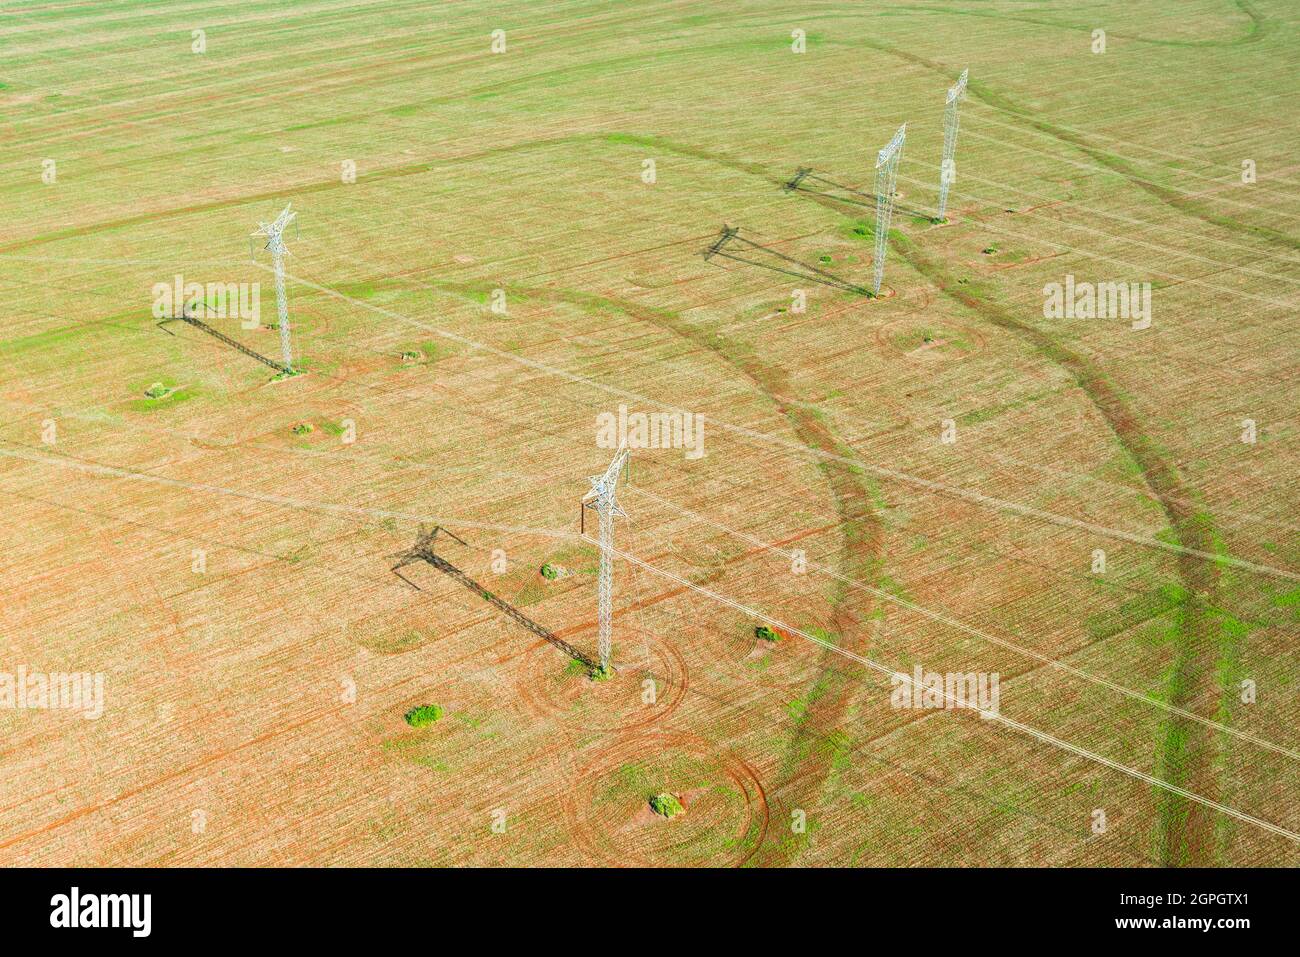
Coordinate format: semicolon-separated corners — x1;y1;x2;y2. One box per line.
826;197;1223;865
842;29;1286;864
588;129;1234;865
859;14;1296;253
392;271;885;867
9;108;1248;862
878;0;1269;49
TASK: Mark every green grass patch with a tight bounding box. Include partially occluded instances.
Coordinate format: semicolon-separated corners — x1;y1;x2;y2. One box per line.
403;704;443;728
649;792;684;819
127;376;195;412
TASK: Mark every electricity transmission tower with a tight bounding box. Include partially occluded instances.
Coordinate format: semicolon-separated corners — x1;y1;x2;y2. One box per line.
872;124;906;296
582;445;629;675
936;69;968;222
251;204;298;373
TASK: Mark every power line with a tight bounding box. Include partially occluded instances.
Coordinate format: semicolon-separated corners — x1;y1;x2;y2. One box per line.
595;536;1300;846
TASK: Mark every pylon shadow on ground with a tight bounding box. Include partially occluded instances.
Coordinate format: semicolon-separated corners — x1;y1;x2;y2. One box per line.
391;525;596;669
701;224;872;296
783;167;934;223
157;305;289;374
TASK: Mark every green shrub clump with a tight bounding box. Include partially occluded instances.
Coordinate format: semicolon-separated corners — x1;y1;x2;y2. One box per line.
144;382;169;399
540;563;559;580
292;422;313;435
649;793;684;818
755;625;780;642
404;704;443;728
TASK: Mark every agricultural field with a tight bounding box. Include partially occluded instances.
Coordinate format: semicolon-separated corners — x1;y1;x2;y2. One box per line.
0;0;1297;869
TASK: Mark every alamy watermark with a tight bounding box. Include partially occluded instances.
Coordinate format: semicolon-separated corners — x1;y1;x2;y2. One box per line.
152;274;261;329
596;403;705;460
0;665;104;720
1043;274;1151;329
890;665;999;718
50;887;150;937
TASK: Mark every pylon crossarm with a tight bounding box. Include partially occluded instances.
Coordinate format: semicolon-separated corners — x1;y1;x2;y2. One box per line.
876;123;906;169
946;68;968;105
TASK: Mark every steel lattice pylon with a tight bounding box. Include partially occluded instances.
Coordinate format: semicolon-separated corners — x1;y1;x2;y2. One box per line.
583;446;629;673
936;69;968;222
872;124;906;296
251;204;297;373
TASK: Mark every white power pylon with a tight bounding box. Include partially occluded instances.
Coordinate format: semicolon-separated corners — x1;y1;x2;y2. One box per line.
936;69;968;222
251;204;297;373
582;445;629;674
872;123;906;296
